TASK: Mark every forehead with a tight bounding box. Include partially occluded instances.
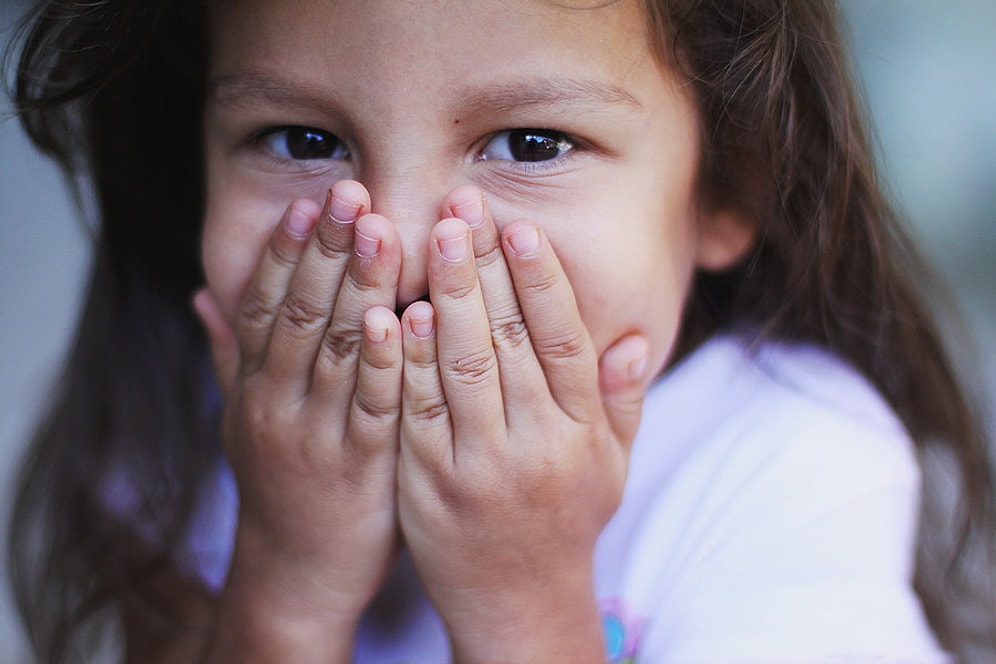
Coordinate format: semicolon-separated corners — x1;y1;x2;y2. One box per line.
208;0;663;97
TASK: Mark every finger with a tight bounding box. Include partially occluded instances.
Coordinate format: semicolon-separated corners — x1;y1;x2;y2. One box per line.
236;199;321;375
502;220;599;422
445;187;543;399
312;212;402;399
427;218;505;439
265;180;370;387
193;287;239;397
400;301;453;468
347;305;403;458
598;334;650;446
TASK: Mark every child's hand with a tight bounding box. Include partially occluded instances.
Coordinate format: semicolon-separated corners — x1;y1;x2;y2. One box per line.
397;187;649;662
193;182;404;657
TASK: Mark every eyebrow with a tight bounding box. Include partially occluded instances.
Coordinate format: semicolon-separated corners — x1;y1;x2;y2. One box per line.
207;72;643;116
208;74;337;113
453;78;644;115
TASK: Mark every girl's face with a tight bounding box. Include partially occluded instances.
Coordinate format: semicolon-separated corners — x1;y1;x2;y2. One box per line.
202;0;750;379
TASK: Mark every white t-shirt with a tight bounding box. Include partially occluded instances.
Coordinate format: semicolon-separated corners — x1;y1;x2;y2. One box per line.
175;334;950;663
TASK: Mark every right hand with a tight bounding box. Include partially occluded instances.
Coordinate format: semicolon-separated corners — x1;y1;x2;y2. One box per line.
193;180;404;656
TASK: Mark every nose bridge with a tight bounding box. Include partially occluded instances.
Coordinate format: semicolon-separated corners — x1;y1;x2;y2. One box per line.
362;162;449;307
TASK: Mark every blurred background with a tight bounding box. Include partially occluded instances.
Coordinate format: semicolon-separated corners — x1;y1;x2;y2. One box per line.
1;1;994;659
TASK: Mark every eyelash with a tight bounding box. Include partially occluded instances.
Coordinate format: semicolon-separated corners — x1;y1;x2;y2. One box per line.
248;125;581;173
475;129;577;168
251;126;350;163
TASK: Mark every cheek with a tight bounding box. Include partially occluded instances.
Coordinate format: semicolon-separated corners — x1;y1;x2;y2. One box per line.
201;195;284;324
569;255;689;376
553;208;699;376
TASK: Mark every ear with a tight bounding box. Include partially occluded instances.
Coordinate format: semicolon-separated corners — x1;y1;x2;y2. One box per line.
695;206;758;272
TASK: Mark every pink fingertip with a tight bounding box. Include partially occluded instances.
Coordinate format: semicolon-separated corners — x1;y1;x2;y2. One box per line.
628;349;649;383
450;188;486;228
406;302;436;339
365;322;389;344
329;181;367;225
506;224;540;256
600;334;651;391
363;307;394;344
354;227;382;258
435;219;469;262
285;205;316;237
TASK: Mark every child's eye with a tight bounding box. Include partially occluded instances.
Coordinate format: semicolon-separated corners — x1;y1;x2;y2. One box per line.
478;129;574;163
256;126;349;161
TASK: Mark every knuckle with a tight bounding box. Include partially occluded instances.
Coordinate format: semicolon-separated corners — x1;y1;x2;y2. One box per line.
537;330;587;362
409;396;449;423
444;349;496;387
406;353;438;373
521;271;559;296
281;295;329;334
474;240;504;270
489;314;529;349
238;290;275;330
345;261;384;295
439;280;478;303
320;326;364;363
352;392;399;423
362;347;399;371
315;221;353;260
269;236;302;270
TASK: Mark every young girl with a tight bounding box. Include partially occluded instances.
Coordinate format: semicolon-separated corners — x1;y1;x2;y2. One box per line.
6;0;994;662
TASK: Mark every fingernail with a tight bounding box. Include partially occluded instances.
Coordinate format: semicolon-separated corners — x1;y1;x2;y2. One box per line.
364;307;395;344
354;226;381;258
452;192;485;228
506;224;540;256
285;206;315;238
409;310;435;339
329;192;362;225
364;320;389;344
436;221;468;262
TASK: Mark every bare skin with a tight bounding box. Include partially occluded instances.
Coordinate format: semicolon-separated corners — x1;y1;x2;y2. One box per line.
161;0;755;661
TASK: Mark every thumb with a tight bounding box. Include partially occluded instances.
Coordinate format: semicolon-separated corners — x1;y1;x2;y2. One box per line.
192;288;240;397
598;334;650;446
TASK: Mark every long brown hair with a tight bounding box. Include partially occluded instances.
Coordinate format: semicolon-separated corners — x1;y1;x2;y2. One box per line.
5;1;214;660
5;0;993;661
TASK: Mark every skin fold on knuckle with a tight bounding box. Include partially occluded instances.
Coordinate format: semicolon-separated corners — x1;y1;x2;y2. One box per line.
269;232;305;270
473;239;505;272
279;293;330;336
237;288;277;332
436;278;478;304
443;349;497;388
319;326;364;364
345;259;391;296
519;269;560;297
405;350;439;373
406;395;450;423
351;391;400;426
361;345;400;371
535;329;588;363
314;221;355;261
488;313;530;351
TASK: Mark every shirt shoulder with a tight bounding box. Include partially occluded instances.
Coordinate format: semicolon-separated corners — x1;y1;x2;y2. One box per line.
595;335;949;663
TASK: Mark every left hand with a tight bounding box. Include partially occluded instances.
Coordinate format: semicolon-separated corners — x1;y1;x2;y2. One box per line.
397;187;650;663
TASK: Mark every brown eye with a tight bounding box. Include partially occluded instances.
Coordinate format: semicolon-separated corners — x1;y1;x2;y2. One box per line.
479;129;573;163
259;126;349;160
